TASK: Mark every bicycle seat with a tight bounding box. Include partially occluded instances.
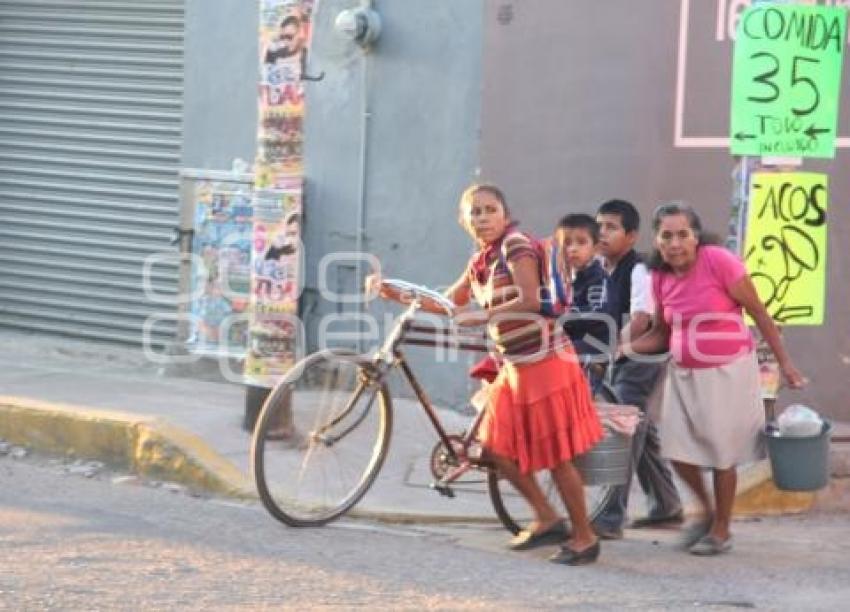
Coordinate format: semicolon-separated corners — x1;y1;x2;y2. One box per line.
469;355;500;382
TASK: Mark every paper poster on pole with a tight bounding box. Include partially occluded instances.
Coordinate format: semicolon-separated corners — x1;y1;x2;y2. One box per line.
246;0;313;387
244;181;303;383
256;0;311;184
730;4;847;158
743;172;827;326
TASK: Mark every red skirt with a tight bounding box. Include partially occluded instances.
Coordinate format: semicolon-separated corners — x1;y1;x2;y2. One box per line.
479;352;603;474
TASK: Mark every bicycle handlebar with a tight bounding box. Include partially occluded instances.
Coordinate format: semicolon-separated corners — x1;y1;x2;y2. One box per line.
380;278;456;316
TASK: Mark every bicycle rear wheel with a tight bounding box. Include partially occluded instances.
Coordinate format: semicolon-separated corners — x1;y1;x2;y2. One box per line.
487;379;620;534
251;349;392;527
487;469;615;535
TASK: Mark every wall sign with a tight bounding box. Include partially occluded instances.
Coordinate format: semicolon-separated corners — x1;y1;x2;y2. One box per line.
744;172;827;326
730;4;847;157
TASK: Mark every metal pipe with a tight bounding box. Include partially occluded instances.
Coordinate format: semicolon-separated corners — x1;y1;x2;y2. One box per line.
354;38;371;353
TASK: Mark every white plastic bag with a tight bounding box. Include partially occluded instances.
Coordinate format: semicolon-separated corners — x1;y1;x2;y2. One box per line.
777;404;823;438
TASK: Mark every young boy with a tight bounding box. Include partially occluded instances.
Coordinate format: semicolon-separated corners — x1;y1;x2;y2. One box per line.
553;214;612;358
591;199;682;540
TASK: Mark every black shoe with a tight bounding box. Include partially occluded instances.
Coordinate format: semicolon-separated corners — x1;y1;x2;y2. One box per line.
591;522;623;540
507;521;568;551
629;511;685;529
549;541;601;566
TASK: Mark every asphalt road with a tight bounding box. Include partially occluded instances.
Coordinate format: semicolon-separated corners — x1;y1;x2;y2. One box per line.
1;454;849;611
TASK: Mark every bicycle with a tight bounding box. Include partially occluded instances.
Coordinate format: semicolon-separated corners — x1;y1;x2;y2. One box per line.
251;279;620;531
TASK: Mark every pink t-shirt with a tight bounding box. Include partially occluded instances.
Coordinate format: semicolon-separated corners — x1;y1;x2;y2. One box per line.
653;245;754;368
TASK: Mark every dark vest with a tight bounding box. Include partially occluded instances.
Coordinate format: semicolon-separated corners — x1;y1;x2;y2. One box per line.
607;249;641;330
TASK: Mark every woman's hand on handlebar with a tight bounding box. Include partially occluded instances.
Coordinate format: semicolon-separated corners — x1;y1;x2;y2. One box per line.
365;274;405;303
365;274;385;300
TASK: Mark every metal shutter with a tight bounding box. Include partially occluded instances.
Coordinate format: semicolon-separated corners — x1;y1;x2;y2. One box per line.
0;0;185;345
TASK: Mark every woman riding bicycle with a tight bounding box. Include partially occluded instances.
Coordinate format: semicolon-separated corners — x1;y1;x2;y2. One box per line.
369;183;603;566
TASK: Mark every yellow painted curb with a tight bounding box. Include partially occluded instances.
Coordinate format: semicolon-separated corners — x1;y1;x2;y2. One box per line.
0;397;141;465
734;460;815;516
0;396;254;499
134;421;254;498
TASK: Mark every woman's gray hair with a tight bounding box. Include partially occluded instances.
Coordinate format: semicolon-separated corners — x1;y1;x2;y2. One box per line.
651;201;703;236
647;201;719;270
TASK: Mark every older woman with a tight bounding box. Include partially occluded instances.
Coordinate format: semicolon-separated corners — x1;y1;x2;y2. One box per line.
624;202;805;556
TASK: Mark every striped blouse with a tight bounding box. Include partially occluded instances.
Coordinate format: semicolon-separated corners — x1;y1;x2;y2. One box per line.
467;231;568;362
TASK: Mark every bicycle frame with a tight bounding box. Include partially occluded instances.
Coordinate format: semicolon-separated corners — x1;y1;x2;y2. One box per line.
252;277;626;530
368;296;491;493
309;296;464;448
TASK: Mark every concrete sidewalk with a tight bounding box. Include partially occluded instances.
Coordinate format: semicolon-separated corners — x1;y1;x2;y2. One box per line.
0;330;514;523
0;330;843;523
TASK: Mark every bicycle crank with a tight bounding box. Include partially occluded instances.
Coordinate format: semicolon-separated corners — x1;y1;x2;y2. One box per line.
429;435;465;480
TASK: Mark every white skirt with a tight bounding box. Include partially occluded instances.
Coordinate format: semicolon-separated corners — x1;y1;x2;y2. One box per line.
658;351;766;469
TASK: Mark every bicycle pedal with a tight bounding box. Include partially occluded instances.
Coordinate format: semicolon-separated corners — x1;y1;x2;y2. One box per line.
470;457;495;470
430;483;455;498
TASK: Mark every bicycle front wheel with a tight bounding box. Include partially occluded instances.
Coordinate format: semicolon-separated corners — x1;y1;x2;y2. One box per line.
251;349;393;527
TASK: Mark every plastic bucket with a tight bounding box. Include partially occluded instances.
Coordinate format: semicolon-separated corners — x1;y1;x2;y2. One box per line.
764;420;833;492
574;406;636;486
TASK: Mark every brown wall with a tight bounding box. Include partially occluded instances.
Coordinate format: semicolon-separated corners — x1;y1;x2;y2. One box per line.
480;0;850;419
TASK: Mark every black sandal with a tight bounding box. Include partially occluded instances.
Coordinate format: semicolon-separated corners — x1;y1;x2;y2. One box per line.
548;540;601;566
507;520;568;551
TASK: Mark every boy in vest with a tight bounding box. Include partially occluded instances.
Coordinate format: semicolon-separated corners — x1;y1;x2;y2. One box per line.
591;199;682;539
553;214;612;359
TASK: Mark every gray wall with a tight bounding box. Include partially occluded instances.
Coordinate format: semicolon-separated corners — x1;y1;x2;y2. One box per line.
479;0;850;420
181;0;259;169
302;0;484;408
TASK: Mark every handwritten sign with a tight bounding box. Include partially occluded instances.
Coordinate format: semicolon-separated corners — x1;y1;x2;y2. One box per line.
744;172;827;326
730;4;847;158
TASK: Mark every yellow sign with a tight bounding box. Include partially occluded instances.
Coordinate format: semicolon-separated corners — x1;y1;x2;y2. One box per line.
744;172;827;326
